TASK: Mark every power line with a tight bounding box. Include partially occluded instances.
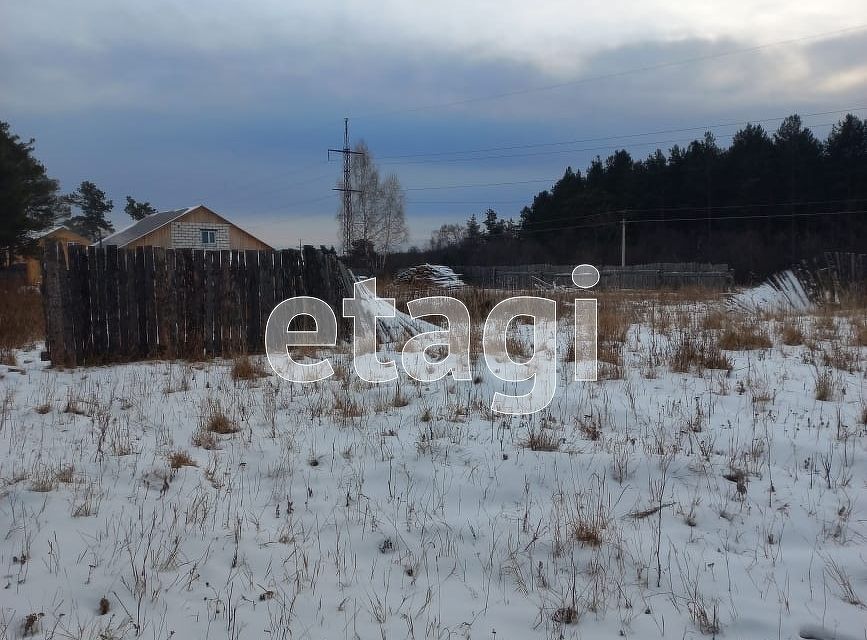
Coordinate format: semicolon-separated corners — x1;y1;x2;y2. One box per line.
210;105;862;205
242;194;334;215
376;108;866;163
633;209;867;225
185;159;329;205
354;24;867;119
519;198;867;228
217;173;333;204
380;123;848;166
404;178;554;191
407;199;531;205
517;207;867;235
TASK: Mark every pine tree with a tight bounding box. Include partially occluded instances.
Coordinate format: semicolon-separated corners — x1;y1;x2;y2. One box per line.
0;121;68;258
483;209;505;237
464;214;482;247
124;196;156;221
66;181;114;243
824;114;867;201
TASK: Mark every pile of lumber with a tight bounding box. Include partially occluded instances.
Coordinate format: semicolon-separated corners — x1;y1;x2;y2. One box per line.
394;264;465;289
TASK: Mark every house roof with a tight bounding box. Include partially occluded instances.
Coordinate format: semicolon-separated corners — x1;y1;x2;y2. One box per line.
27;225;85;241
102;207;196;247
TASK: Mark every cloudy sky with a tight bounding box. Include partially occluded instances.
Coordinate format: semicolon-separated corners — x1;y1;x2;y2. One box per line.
3;1;867;248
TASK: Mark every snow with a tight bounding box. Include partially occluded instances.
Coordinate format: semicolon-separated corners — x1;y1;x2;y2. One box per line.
355;277;440;344
1;299;866;639
728;269;816;313
394;264;466;289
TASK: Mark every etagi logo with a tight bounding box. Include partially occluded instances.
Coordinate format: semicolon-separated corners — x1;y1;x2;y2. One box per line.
264;265;600;416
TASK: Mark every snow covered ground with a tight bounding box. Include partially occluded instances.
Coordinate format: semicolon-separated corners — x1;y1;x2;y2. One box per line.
1;295;866;639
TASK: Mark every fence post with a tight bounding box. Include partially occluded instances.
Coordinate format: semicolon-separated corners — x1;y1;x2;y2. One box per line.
41;242;74;366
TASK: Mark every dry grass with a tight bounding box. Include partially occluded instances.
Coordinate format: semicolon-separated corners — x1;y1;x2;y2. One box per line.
577;415;602;441
392;285;501;323
598;305;631;343
717;320;772;351
29;467;58;492
700;310;727;331
779;321;805;346
289;345;321;360
454;287;500;323
167;449;197;469
572;520;604;546
598;342;624;379
814;370;835;402
203;401;239;434
851;318;867;347
333;392;364;419
505;332;532;362
822;343;860;373
230;355;267;381
191;428;218;450
522;429;561;452
552;606;580;624
570;478;611;547
825;558;864;606
812;315;839;341
0;281;44;350
670;335;732;374
55;464;75;483
392;388;410;408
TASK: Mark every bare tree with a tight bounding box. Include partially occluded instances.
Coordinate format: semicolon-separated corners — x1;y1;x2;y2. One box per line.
428;223;465;250
374;174;408;262
337;141;408;263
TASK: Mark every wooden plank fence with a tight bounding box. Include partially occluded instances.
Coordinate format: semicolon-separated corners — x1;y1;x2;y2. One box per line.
42;243;354;367
460;262;733;291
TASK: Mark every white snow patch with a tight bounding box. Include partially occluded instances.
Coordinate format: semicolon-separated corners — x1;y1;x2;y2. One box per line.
728;269;815;313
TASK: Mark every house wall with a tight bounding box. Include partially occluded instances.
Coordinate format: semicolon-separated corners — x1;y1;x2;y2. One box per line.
171;222;231;250
24;228;90;286
126;206;271;251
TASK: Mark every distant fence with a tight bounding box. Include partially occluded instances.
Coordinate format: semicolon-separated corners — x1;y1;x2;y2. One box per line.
460;262;733;290
42;243;354;366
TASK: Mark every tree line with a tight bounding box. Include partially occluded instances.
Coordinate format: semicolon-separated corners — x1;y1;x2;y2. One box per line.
0;121;158;259
398;113;867;281
4;114;865;281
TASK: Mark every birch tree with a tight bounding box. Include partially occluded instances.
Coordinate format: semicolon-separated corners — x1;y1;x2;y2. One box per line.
337;141;408;262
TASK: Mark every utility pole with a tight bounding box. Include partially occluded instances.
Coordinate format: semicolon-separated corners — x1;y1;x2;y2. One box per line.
621;215;627;267
328;118;364;256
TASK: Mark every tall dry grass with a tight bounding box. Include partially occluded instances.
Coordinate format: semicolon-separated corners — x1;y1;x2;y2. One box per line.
0;281;44;353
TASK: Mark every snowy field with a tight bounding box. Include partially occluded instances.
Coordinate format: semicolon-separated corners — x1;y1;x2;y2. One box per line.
1;293;866;639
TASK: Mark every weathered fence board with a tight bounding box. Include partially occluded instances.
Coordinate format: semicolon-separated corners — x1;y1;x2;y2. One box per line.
42;244;354;367
460;262;734;290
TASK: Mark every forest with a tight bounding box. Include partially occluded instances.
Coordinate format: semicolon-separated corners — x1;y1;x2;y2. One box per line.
397;114;867;281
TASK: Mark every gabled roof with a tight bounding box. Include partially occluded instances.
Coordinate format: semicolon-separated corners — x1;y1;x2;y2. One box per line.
27;225;67;240
102;207;196;247
26;225;91;244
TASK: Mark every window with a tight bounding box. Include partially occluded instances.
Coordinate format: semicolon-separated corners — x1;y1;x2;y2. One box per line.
201;229;216;245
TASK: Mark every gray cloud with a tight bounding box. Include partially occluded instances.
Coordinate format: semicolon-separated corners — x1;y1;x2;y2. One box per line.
2;1;866;248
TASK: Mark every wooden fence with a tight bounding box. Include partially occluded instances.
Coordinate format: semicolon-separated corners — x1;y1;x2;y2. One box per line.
823;251;867;296
460;262;733;290
42;243;354;366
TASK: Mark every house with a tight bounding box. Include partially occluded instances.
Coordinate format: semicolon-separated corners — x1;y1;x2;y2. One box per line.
14;226;91;286
101;204;272;251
